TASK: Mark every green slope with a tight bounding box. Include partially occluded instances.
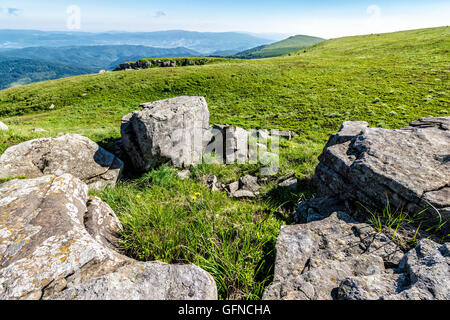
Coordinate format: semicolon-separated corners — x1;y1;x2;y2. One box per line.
0;27;448;300
232;34;325;58
0;58;93;90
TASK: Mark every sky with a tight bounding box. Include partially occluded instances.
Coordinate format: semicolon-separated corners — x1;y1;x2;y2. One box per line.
0;0;449;38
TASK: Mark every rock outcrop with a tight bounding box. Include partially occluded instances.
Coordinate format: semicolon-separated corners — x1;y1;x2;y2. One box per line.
314;117;450;222
0;134;123;190
121;96;210;171
263;211;449;300
117;58;213;71
0;175;217;300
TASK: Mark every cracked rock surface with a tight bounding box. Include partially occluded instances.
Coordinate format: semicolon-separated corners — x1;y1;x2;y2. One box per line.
263;211;449;300
314;117;450;223
0;134;123;190
0;174;217;300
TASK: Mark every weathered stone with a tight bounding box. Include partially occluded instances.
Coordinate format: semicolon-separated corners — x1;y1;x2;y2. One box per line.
277;176;297;190
0;175;218;300
227;175;260;198
314;117;450;223
337;239;450;300
121;96;210;171
0;134;123;190
273;130;298;140
0;121;8;131
52;261;217;300
263;212;405;300
200;175;221;192
85;196;123;250
177;170;191;180
31;128;48;133
295;197;348;223
206;125;250;164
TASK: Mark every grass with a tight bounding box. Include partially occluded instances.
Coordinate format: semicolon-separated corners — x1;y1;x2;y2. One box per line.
0;26;448;299
360;199;449;249
91;164;295;300
233;34;325;59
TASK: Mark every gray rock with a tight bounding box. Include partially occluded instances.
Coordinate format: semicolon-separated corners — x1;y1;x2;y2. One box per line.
277;176;297;190
31;128;48;133
52;261;217;300
393;239;450;300
263;211;449;300
314;117;450;223
295;197;347;223
263;212;404;300
177;170;191;180
200;175;221;192
0;134;123;190
0;121;8;131
0;174;217;300
337;239;450;300
273;130;298;140
121;96;210;171
207;125;250;164
227;175;260;198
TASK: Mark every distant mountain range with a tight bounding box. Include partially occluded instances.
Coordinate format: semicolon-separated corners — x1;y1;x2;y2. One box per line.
0;58;92;90
0;30;324;90
0;45;202;89
0;45;201;70
0;30;274;54
231;34;325;59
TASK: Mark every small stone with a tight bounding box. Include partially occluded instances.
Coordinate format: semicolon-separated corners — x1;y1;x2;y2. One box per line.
0;121;8;131
177;170;191;180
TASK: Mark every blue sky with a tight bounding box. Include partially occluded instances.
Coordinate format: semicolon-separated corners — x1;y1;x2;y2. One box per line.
0;0;449;38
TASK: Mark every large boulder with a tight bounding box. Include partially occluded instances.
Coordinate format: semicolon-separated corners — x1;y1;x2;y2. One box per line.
0;174;217;300
0;134;123;190
263;211;449;300
121;96;210;171
314;117;450;222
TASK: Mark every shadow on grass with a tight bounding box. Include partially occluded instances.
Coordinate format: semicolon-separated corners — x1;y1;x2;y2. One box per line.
262;177;316;214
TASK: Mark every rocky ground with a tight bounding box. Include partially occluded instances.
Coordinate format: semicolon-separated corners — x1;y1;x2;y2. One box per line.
0;96;448;300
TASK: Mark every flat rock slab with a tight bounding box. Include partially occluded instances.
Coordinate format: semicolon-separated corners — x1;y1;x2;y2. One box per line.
0;134;123;190
314;117;450;222
263;212;449;300
121;96;210;171
0;175;217;300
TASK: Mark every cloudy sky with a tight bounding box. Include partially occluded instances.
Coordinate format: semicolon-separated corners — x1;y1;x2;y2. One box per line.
0;0;449;38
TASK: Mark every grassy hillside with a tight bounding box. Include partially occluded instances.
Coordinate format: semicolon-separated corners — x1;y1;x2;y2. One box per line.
0;26;448;299
232;34;325;58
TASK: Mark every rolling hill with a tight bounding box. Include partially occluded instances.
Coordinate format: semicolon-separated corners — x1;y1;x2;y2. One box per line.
231;34;325;58
0;26;448;300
